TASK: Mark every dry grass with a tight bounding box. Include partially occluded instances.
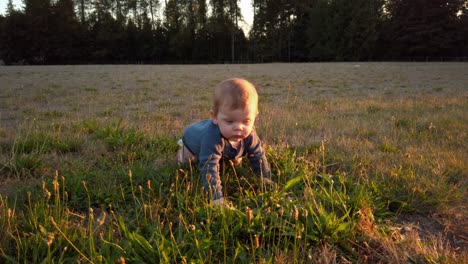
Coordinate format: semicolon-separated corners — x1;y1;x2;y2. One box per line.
0;62;467;262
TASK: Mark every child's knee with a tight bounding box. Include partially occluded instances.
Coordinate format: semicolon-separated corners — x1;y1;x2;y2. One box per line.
176;145;196;165
176;148;184;164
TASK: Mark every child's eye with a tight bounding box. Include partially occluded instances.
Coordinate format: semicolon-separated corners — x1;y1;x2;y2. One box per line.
243;120;251;125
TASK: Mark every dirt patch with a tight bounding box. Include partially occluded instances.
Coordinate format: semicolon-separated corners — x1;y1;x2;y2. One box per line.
397;210;468;253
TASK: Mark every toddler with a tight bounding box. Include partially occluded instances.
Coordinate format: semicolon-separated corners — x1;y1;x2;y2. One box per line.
177;78;272;205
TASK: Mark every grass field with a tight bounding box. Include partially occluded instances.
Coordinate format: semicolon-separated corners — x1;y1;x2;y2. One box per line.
0;63;467;263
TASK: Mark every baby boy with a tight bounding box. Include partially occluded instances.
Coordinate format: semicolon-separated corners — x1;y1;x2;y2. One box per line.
177;78;272;205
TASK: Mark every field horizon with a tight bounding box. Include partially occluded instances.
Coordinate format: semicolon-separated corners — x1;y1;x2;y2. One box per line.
0;62;467;262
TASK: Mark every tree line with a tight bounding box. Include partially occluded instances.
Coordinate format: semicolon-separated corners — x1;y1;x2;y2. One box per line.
0;0;467;65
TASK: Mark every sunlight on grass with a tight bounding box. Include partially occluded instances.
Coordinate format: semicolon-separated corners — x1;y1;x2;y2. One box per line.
0;63;466;262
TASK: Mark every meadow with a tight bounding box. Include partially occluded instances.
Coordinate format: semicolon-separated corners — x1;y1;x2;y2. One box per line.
0;63;467;263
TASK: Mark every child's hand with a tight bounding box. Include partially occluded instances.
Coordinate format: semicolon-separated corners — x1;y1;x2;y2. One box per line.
261;177;277;191
213;198;224;206
213;198;236;210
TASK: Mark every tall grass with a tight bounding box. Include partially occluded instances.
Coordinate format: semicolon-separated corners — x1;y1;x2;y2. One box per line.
0;63;466;262
0;126;464;262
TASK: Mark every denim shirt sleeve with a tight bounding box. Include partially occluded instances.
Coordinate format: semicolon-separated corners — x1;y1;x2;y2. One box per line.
244;130;271;179
198;134;224;200
183;120;225;200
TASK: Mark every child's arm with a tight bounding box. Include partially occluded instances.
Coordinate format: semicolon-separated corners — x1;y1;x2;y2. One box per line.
198;138;225;201
183;120;225;203
245;131;271;179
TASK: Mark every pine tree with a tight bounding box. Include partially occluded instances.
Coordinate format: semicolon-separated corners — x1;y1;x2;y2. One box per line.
385;0;465;59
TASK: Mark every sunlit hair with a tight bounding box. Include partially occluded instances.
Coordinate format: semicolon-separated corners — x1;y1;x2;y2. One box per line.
212;78;258;115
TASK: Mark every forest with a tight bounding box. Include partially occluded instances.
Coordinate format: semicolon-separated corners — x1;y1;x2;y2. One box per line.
0;0;467;64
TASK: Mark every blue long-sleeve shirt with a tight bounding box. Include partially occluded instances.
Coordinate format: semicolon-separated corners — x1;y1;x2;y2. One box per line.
182;119;271;200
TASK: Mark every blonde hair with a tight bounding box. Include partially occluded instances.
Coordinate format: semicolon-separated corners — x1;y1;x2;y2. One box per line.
212;78;258;115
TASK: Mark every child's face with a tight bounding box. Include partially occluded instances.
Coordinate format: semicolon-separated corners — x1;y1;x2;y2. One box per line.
212;103;257;143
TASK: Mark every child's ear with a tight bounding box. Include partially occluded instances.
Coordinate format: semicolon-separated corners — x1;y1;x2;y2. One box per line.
211;111;218;124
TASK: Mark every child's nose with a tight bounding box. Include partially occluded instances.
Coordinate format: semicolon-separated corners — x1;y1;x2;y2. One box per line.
233;123;242;131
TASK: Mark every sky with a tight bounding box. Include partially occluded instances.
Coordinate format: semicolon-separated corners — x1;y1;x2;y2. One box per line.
0;0;254;31
239;0;254;32
0;0;21;15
